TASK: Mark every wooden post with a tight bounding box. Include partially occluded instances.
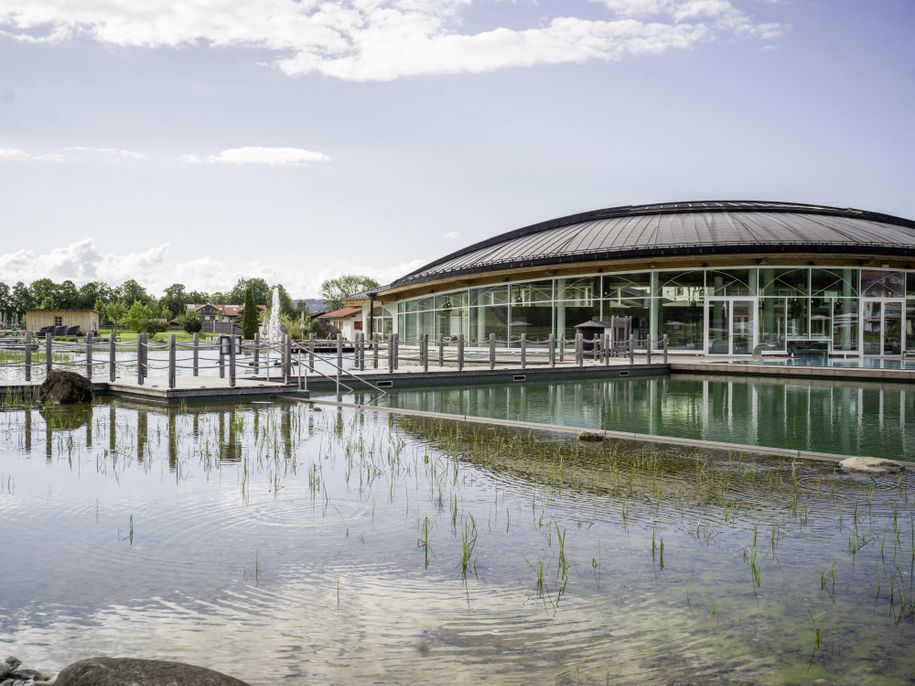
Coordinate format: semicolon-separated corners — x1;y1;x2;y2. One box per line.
576;333;583;367
137;333;145;386
559;335;565;364
192;333;199;377
336;333;343;374
438;336;444;367
646;336;652;365
168;334;177;389
520;333;527;369
592;334;599;363
45;334;52;376
388;334;394;373
663;334;669;364
218;336;225;379
629;334;635;365
457;333;465;371
284;334;292;384
359;332;366;371
373;333;379;369
548;333;555;367
228;335;236;388
253;332;260;375
24;332;31;382
308;333;316;372
489;333;496;370
422;334;429;373
86;335;93;380
109;333;116;382
394;333;400;371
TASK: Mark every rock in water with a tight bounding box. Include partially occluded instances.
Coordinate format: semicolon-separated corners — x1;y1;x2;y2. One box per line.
577;430;604;442
0;656;22;679
36;370;92;405
838;457;905;474
53;658;249;686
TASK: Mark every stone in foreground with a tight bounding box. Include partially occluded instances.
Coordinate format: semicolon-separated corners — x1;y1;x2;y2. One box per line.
1;657;22;679
838;457;905;474
52;657;249;686
36;370;92;405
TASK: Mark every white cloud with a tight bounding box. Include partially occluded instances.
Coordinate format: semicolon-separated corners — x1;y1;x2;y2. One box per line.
0;146;145;163
181;146;330;166
0;239;424;298
597;0;785;38
65;146;146;160
443;231;460;240
0;1;782;82
0;147;64;162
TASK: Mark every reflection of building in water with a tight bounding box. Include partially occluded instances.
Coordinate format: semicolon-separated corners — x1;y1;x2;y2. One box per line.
384;377;912;458
347;202;915;358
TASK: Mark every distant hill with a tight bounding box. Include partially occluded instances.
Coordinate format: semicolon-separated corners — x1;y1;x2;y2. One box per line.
296;299;328;314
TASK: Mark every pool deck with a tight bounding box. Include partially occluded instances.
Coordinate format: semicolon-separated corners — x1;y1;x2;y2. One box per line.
0;359;667;403
670;358;915;383
2;355;913;404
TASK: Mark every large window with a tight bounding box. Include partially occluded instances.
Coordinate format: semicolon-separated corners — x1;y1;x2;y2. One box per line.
388;265;915;356
657;270;704;350
861;270;904;298
556;277;599;340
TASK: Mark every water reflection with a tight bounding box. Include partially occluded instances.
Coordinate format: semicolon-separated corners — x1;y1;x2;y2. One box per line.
366;374;915;459
1;401;913;685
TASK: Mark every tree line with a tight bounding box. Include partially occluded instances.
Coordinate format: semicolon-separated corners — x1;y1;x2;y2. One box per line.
0;274;380;336
0;277;301;324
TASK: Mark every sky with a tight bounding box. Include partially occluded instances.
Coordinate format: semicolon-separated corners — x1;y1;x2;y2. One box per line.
0;0;913;298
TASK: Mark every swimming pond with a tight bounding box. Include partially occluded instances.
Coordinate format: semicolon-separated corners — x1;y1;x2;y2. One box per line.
1;400;912;684
338;374;915;460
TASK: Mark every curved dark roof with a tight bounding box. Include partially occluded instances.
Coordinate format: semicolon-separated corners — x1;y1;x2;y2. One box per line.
390;201;915;288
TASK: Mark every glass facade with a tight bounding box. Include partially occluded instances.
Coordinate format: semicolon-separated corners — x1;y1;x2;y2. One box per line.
395;267;915;355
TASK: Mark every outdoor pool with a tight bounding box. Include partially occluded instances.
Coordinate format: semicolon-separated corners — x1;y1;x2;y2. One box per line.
342;374;915;460
1;399;913;684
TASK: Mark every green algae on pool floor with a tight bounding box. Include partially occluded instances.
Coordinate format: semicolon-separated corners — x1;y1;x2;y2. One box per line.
0;399;913;684
346;373;915;460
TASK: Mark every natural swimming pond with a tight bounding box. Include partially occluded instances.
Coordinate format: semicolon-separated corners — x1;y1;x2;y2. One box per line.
342;375;915;460
0;399;913;684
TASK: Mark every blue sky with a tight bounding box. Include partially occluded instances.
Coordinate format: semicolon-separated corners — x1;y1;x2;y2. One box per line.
1;0;913;297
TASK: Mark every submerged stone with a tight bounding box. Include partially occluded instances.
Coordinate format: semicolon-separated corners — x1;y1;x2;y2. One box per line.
53;658;249;686
577;430;604;442
36;370;92;405
838;457;905;474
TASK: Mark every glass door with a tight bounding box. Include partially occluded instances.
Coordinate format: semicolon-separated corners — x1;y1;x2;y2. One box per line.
706;298;756;355
862;299;904;355
732;300;755;354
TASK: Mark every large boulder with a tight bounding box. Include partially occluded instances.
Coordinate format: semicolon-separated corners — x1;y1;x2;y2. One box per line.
53;657;249;686
36;370;92;405
838;457;905;475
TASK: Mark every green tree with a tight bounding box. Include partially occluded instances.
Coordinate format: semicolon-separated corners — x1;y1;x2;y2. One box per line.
241;287;259;340
78;281;114;310
11;282;33;317
122;300;153;332
229;278;271;306
320;274;379;311
159;283;189;318
116;279;152;307
181;314;202;334
0;282;11;320
29;278;62;309
105;301;127;327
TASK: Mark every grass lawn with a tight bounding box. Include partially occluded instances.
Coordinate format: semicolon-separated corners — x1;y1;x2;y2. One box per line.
98;328;216;343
